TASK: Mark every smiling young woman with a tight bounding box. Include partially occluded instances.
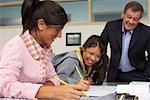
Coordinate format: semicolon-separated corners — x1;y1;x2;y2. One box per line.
52;35;108;85
0;0;86;99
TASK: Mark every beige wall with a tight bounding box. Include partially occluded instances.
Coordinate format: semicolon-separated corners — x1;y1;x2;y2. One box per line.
0;24;105;54
51;24;105;54
0;22;150;57
0;26;22;49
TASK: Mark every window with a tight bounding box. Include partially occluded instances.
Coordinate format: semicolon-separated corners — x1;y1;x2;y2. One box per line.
59;0;88;23
92;0;148;22
0;0;148;26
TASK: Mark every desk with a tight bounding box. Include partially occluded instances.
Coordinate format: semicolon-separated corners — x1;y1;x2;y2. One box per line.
0;94;116;100
80;82;130;100
0;95;116;100
80;93;116;100
0;82;127;100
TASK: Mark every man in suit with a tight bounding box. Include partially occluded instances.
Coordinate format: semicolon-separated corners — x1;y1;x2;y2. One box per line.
101;1;150;82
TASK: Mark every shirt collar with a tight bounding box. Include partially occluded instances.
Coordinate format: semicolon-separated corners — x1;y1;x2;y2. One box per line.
21;30;51;60
122;23;133;34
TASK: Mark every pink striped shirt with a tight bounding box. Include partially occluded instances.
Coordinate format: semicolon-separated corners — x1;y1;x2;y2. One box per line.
22;31;51;66
0;30;60;99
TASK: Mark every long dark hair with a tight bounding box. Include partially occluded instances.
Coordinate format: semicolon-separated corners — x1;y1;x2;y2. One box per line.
21;0;68;33
83;35;105;61
21;0;32;33
83;35;108;85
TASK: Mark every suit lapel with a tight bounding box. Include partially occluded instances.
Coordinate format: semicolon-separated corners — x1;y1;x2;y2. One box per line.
129;25;141;49
116;29;122;49
115;21;123;49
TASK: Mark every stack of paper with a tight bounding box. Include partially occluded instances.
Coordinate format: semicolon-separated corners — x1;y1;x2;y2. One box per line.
117;82;150;100
129;81;150;85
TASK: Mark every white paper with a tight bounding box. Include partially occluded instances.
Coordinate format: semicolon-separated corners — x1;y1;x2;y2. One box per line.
87;85;116;97
117;84;150;100
129;81;150;85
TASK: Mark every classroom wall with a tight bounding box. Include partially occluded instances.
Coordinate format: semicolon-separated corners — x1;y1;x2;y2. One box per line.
0;26;22;49
51;24;105;54
0;24;107;54
0;22;150;57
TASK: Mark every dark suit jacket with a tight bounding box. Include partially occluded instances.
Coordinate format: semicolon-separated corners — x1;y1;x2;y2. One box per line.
101;19;150;82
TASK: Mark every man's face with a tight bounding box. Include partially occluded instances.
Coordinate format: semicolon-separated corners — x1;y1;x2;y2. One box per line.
123;8;141;31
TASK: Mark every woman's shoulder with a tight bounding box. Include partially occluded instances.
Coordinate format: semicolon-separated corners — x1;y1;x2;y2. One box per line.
0;35;25;55
0;35;27;62
52;50;78;66
67;50;77;57
54;50;77;59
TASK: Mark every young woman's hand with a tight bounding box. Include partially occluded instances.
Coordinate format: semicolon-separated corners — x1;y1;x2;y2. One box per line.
77;79;91;91
36;84;82;100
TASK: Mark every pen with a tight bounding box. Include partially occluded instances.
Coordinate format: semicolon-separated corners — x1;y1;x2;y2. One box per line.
53;76;88;96
53;76;68;85
74;64;83;79
74;64;92;82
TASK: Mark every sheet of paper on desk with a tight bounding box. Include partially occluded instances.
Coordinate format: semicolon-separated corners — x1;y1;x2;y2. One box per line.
129;81;150;85
117;84;149;94
87;85;116;97
117;84;150;100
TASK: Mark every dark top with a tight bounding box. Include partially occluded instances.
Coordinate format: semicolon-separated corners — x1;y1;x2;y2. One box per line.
101;19;150;81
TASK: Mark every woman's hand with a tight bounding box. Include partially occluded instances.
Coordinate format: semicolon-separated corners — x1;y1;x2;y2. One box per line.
76;79;91;91
36;84;82;100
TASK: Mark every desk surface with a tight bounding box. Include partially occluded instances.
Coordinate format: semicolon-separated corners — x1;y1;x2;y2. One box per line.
1;82;149;100
0;82;127;100
0;95;116;100
81;93;116;100
0;92;116;100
